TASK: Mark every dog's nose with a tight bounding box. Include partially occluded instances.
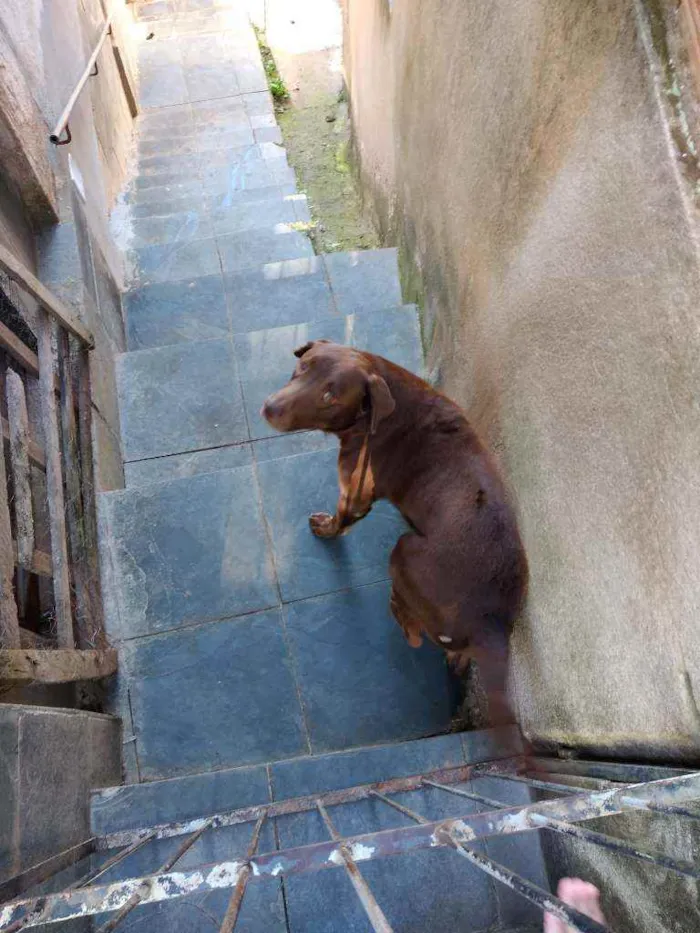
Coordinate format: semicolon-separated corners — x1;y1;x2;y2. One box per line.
261;398;279;421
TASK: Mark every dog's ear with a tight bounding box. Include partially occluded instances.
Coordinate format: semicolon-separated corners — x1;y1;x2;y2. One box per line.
367;373;395;433
293;338;330;358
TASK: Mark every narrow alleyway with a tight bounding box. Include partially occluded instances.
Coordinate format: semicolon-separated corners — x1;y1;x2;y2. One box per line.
88;2;547;929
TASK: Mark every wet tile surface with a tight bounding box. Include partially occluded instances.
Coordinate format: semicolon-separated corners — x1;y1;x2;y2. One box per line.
121;609;307;778
118;338;247;460
100;467;276;638
323;248;402;316
283;583;453;752
225;257;334;333
126;275;229;351
91;763;270;834
124;442;252;487
257;448;407;602
217;227;314;275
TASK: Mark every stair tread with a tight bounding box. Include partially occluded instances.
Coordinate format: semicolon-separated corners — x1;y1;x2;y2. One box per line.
125;248;402;348
117;305;419;463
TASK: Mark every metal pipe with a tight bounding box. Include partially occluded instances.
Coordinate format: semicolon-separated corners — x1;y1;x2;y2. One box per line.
49;9;115;144
478;770;583;795
0;839;95;904
421;778;510;811
531;758;693;784
73;833;157;889
529;813;700;879
316;802;394;933
98;762;498;850
619;795;700;820
444;837;609;933
369;790;428;824
95;820;212;933
219;813;267;933
3;772;699;930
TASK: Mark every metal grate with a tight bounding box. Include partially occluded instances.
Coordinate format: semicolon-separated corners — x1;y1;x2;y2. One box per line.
1;757;698;932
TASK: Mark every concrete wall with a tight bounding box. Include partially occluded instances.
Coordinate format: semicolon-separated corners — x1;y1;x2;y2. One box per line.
343;0;700;761
0;705;120;883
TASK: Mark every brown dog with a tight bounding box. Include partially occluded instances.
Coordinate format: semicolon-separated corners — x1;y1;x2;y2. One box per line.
262;341;528;724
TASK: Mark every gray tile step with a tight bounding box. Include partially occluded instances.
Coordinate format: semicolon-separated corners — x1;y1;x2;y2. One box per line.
118;304;419;463
126;192;309;248
85;730;544;931
127;225;312;286
134;143;288;188
125;247;402;348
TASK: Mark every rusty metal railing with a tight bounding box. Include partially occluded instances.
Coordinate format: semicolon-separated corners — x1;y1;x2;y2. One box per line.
49;1;137;146
1;757;698;932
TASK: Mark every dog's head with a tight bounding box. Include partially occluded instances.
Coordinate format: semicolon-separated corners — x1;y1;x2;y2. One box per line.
261;340;395;434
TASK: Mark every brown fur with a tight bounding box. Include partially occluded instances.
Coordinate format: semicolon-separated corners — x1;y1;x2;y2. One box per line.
262;341;528;724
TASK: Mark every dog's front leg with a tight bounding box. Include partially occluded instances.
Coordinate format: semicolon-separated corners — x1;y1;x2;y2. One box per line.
309;440;374;538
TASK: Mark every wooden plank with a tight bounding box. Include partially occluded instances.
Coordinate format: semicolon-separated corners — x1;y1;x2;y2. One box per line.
2;416;46;470
0;320;39;377
16;548;53;578
19;627;54;648
681;0;700;98
37;310;74;647
0;397;20;647
5;370;35;569
59;333;94;649
77;347;106;648
0;648;118;683
0;243;93;348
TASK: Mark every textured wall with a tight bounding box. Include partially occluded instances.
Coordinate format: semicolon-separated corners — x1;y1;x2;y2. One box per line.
343;0;700;760
0;705;120;883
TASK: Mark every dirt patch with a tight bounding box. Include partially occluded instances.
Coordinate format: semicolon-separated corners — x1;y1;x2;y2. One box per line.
269;43;379;253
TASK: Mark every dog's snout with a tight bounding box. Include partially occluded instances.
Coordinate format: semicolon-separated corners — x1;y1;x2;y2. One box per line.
261;398;278;420
262;394;287;426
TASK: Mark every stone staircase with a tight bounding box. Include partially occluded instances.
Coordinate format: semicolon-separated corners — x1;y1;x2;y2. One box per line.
82;1;550;928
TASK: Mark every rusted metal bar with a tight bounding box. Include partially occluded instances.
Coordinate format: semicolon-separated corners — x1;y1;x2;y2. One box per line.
5;370;34;570
37;311;73;647
0;388;19;646
219;812;267;933
421;778;510;811
532;758;693;784
619;795;700;820
0;244;93;347
95;821;213;933
73;833;157;890
369;790;428;824
316;801;394;933
99;762;497;850
478;770;582;795
0;838;95;903
49;9;115;145
443;835;609;933
529;812;700;879
4;772;700;930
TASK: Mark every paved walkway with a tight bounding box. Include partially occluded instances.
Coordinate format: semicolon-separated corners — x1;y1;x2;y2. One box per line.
86;4;548;929
101;0;453;785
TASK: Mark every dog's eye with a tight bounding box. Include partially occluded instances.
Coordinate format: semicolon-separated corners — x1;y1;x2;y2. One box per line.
322;390;334;404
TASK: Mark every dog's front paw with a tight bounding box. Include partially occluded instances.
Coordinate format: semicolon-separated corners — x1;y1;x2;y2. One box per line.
309;512;338;538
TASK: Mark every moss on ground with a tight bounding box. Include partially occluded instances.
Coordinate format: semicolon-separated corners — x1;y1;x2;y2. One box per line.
278;90;379;254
